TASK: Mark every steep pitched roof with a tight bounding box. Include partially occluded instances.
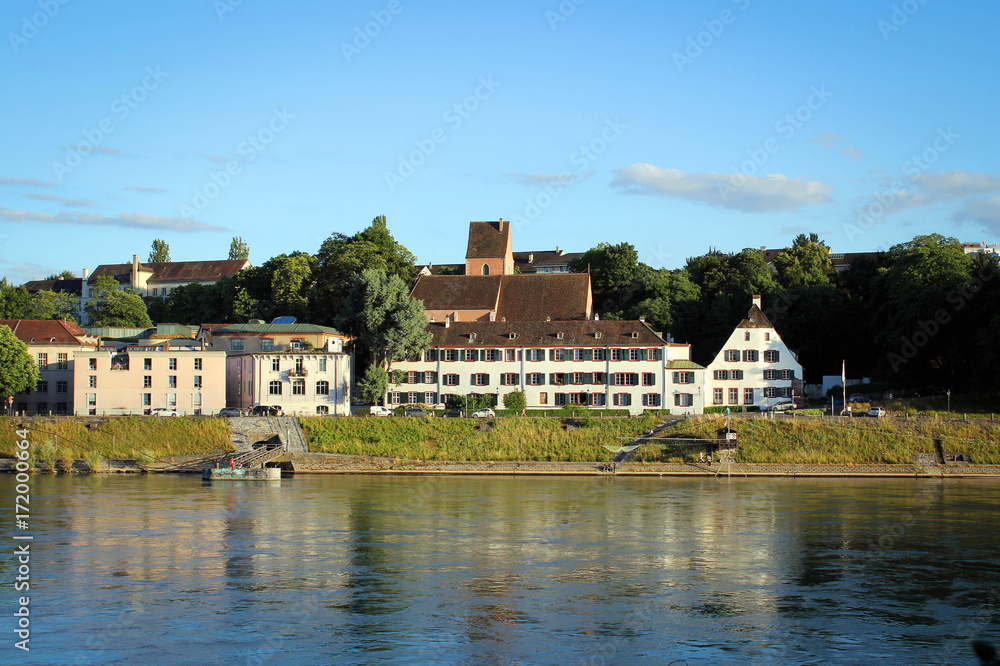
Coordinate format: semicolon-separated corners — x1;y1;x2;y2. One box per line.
466;221;511;259
410;275;503;312
737;304;774;329
0;319;94;345
146;259;250;283
22;278;83;296
90;263;150;283
494;274;591;321
424;319;664;347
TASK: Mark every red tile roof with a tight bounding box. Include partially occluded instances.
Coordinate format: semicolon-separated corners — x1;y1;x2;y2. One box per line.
424;319;664;347
466;221;511;259
0;319;93;345
737;304;774;329
410;275;502;312
494;274;591;321
146;260;250;283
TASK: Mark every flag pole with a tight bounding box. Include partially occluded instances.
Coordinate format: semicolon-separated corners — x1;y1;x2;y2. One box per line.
842;360;847;417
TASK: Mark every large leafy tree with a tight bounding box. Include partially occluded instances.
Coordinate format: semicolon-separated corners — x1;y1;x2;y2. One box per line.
86;276;152;327
148;239;171;263
569;242;640;317
27;290;79;321
311;216;417;326
270;253;314;320
0;324;41;402
336;269;431;403
44;270;76;280
0;279;31;319
229;236;250;261
773;233;838;290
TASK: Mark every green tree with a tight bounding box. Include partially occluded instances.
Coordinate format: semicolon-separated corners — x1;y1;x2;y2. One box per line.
569;242;640;317
0;324;41;402
0;279;31;319
336;269;432;400
149;239;170;263
502;390;527;412
271;253;313;320
86;276;152;327
27;290;79;321
357;365;389;405
44;270;76;280
311;215;418;325
773;233;838;289
229;236;250;261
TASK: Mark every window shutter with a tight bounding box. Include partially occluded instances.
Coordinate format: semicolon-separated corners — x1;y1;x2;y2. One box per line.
564;373;572;385
649;374;656;386
613;394;619;406
674;394;681;406
484;374;490;386
514;374;520;385
429;350;437;361
584;372;593;384
672;372;679;384
549;373;555;385
584;349;592;361
774;351;780;362
548;349;554;361
640;349;647;361
642;394;648;406
470;374;476;385
499;375;506;386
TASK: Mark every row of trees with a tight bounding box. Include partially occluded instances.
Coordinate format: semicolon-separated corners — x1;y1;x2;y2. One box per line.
569;233;1000;396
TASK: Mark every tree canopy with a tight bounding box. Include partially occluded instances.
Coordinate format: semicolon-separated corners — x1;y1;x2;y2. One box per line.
149;239;170;263
0;324;41;400
229;236;250;261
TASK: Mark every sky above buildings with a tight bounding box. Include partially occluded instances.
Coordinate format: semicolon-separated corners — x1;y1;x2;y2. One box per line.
1;1;998;282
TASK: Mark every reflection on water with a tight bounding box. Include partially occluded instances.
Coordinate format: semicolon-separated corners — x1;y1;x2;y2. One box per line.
3;474;999;664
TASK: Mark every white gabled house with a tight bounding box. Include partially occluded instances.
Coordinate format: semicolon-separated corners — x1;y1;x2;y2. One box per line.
389;318;705;415
705;295;804;410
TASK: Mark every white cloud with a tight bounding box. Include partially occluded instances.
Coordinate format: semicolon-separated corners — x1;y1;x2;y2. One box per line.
509;172;577;186
0;206;228;232
24;193;97;207
125;185;167;194
610;163;834;213
809;133;848;150
842;146;865;158
953;195;1000;230
909;170;1000;199
0;177;54;188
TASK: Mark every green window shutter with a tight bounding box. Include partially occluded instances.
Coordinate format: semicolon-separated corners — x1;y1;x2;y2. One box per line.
484;374;490;386
584;349;592;361
640;349;647;361
470;374;476;385
672;372;679;384
674;394;681;407
500;375;506;386
631;374;639;385
649;374;656;386
642;394;648;406
548;349;554;361
613;394;619;406
564;373;572;385
429;350;437;361
584;372;593;384
514;374;520;385
549;373;555;385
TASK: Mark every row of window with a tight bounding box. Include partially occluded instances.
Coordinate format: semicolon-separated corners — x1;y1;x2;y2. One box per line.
229;339;309;351
386;391;695;408
712;387;792;404
403;372;675;387
268;380;332;396
18;402;70;413
723;350;781;363
81;357;204;371
744;331;771;342
713;369;794;380
421;348;664;363
36;353;70;370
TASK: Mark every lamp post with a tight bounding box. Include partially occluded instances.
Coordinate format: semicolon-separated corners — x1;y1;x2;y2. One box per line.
947;389;951;415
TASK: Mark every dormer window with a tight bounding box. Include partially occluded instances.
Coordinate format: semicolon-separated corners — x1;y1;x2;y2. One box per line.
469;333;477;343
508;333;516;340
556;332;564;340
631;332;639;338
595;332;602;340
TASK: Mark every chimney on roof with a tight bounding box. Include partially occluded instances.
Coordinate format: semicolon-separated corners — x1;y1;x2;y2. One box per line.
639;316;645;323
593;313;599;321
753;294;762;309
445;314;450;329
489;309;496;322
556;246;563;255
132;254;139;291
528;253;533;263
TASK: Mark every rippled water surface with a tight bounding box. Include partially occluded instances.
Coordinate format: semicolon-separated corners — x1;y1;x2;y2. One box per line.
2;474;999;664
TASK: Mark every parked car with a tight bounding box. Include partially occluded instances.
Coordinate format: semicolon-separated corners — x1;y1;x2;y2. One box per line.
152;408;179;417
848;394;868;403
405;408;430;417
442;409;464;418
769;400;796;412
471;408;495;418
250;405;283;416
868;406;886;418
369;405;394;417
218;407;242;417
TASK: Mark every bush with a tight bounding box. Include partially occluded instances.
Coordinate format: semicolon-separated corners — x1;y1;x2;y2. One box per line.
502;390;527;413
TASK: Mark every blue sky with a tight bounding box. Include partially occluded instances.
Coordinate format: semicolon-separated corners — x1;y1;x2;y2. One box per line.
2;0;998;282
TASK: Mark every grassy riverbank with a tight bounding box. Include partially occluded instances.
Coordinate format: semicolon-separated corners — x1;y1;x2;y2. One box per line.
300;414;660;462
0;417;234;463
630;414;1000;465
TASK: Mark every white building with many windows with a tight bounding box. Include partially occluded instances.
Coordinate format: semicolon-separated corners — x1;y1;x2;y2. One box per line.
225;352;351;416
705;296;804;410
389;319;706;415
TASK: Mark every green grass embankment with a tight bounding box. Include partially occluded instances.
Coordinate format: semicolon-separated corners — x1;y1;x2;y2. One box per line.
300;414;661;462
0;417;234;461
630;415;1000;465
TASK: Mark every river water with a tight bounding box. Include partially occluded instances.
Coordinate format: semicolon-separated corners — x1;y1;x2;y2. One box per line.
2;473;999;664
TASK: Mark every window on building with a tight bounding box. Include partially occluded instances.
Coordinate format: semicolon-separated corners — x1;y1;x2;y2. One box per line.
745;331;751;341
144;358;152;371
613;393;631;406
88;357;97;370
167;394;177;407
673;372;694;384
315;380;330;395
732;370;743;380
531;349;543;362
744;388;755;404
88;376;97;389
37;381;48;393
729;388;738;405
713;388;723;404
169;358;177;370
290;339;304;350
465;350;475;361
444;374;459;386
56;381;67;393
725;350;740;362
269;380;282;395
193;394;202;408
231;339;244;351
764;387;778;398
568;393;583;405
555;393;567;406
674;393;692;407
408;391;419;404
485;349;498;362
642;373;656;386
168;376;176;388
764;350;780;363
764;369;778;380
318;357;327;372
593;372;605;385
424;392;436;404
554;349;566;361
781;369;794;380
194;358;202;371
502;373;518;386
261;339;275;351
152;288;158;296
530;373;543;386
539;392;547;405
764;332;770;341
505;349;516;362
292;379;305;395
272;358;280;371
613;373;638;386
423;371;435;384
781;387;792;398
591;393;604;406
743;350;759;363
142;393;151;406
408;371;420;384
629;349;640;361
611;349;624;361
57;353;68;370
714;370;728;381
445;350;458;362
37;353;48;370
193;376;202;389
474;373;489;386
295;357;304;374
571;349;582;361
143;376;152;388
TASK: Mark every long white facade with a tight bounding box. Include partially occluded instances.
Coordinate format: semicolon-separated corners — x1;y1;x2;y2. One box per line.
226;352;351;416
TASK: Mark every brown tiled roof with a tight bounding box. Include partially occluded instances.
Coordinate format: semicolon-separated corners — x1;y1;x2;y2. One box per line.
22;278;83;295
90;263;148;283
495;274;591;321
146;260;250;283
0;319;92;345
425;319;664;347
737;304;774;329
466;221;510;259
532;252;584;267
410;275;502;312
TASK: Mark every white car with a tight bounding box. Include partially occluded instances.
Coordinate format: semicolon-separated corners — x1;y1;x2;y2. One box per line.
369;405;394;417
152;408;179;417
769;400;796;412
471;408;495;418
868;406;886;418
